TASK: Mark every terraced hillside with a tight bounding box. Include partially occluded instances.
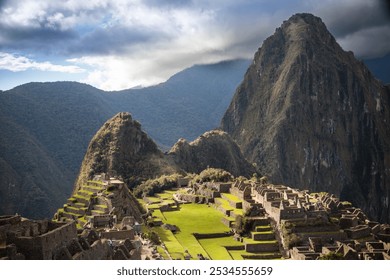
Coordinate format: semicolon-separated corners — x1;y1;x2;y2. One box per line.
54;177;143;230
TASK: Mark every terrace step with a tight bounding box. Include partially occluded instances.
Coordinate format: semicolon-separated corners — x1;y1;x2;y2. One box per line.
255;225;273;232
220;194;243;209
242;252;282;260
93;204;109;213
91;209;106;216
78;190;94;197
82;185;104;193
64;205;86;216
67;197;77;204
74;202;87;208
247;217;270;227
244;241;279;253
251;232;275;241
73;194;90;205
86;180;104;187
61;211;79;220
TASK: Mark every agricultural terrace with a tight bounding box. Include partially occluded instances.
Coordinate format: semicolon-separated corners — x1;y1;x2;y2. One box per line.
141;190;241;259
141;189;281;260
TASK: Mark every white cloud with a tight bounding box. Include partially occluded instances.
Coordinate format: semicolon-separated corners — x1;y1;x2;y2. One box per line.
70;40;233;91
0;52;85;73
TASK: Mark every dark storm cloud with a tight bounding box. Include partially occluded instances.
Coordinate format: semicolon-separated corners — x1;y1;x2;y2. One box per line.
0;24;77;43
0;0;7;8
0;0;188;57
0;0;108;54
1;0;389;59
0;24;78;54
68;25;169;55
144;0;193;8
314;1;389;37
381;0;390;19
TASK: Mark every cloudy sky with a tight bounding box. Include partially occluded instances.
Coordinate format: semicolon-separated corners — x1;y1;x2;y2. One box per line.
0;0;389;91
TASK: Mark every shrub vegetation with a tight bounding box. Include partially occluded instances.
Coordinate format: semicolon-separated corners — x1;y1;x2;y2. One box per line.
134;173;181;198
191;168;233;184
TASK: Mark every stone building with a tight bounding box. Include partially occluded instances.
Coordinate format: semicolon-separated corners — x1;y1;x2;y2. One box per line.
253;184;328;224
230;181;251;200
1;215;77;259
0;213;142;260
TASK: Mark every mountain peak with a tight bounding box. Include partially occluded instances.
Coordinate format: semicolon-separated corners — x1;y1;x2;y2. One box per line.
284;13;323;25
74;112;173;190
285;13;337;45
169;129;256;177
253;12;342;70
222;14;390;222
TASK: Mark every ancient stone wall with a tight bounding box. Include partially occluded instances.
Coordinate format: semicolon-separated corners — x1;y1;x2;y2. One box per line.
245;242;279;253
193;232;232;239
100;229;135;240
10;221;77;259
73;239;112;260
0;215;21;226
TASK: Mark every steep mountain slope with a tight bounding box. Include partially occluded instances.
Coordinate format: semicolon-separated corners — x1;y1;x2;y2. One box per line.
169;130;255;177
74;112;178;191
0;118;70;218
221;13;390;222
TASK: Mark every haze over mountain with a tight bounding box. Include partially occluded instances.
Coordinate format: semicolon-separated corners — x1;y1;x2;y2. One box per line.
0;59;249;218
221;13;390;223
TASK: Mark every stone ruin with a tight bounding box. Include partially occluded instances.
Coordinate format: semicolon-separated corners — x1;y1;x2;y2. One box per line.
201;178;390;260
0;214;142;260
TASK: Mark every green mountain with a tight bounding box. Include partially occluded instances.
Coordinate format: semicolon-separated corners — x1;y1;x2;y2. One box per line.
74;112;179;191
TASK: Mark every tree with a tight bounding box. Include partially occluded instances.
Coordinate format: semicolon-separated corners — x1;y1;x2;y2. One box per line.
318;252;345;260
235;215;244;234
148;231;161;245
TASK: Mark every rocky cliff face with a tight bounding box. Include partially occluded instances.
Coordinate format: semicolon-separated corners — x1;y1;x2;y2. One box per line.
221;13;390;222
74;112;178;190
0;118;70;219
168;130;255;177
